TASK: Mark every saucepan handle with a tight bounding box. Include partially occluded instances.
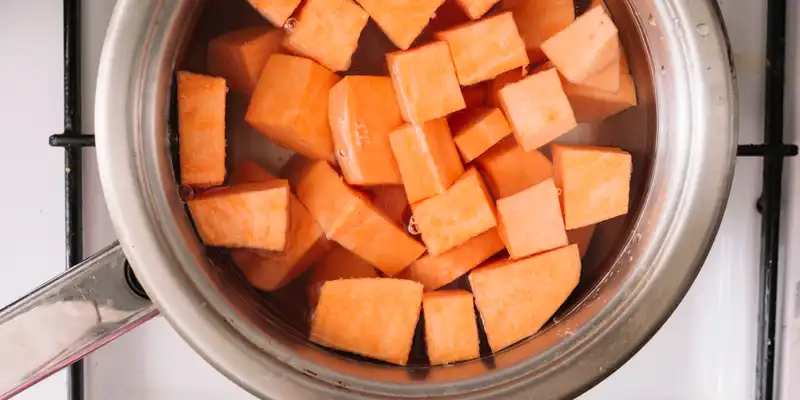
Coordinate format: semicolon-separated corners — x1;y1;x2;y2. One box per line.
0;242;157;399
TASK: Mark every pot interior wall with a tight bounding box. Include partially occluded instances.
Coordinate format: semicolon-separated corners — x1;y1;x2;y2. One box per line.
169;0;655;384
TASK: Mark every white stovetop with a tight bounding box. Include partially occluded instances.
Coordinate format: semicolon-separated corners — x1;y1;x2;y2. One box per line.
0;0;790;399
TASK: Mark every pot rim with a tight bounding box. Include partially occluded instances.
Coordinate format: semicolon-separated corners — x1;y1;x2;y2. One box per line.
95;0;737;398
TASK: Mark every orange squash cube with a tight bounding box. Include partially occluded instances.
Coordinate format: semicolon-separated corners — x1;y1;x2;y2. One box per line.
487;67;526;108
355;0;447;50
283;0;369;72
453;108;513;162
188;181;290;251
435;12;529;86
389;119;465;203
579;52;621;93
567;224;595;258
387;42;466;123
177;71;227;188
561;72;638;122
307;245;379;308
207;27;283;95
398;228;504;291
248;0;302;27
501;0;575;63
369;185;410;227
229;160;331;292
475;137;554;198
541;6;619;84
496;179;568;258
423;290;480;365
329;76;405;186
310;278;423;365
292;160;425;275
412;168;497;256
551;144;632;229
469;244;580;352
246;54;340;162
499;68;577;151
453;0;500;19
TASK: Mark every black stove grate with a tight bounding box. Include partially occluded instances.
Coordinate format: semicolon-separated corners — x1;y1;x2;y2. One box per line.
49;0;798;399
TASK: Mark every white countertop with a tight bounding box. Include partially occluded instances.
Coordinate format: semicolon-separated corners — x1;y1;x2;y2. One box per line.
0;0;785;399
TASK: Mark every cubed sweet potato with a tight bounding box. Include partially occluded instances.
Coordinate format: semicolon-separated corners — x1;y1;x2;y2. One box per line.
501;0;575;63
412;168;497;256
579;52;620;93
453;108;513;162
283;0;369;72
435;12;529;86
475;137;554;198
246;54;340;162
423;290;480;365
177;71;227;188
499;67;577;151
561;72;637;122
329;76;405;186
541;5;619;83
487;67;526;108
398;228;504;291
567;224;595;258
369;185;410;227
469;244;580;352
389;119;465;203
497;179;568;258
355;0;447;49
188;181;290;251
453;0;500;19
229;160;331;291
292;160;425;275
307;245;379;308
207;27;284;95
248;0;302;27
310;278;423;365
387;42;466;123
551;144;632;229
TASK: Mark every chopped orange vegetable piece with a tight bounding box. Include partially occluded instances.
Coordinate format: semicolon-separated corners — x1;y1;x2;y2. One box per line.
177;71;227;188
412;168;497;256
469;244;580;352
207;27;283;95
501;0;575;63
354;0;447;50
329;76;405;186
248;0;302;27
246;54;340;162
369;185;410;227
561;72;638;122
423;290;480;364
475;137;554;198
551;144;631;229
453;0;500;19
398;228;504;291
229;160;331;291
579;51;621;93
541;6;619;84
567;224;595;258
310;278;423;365
389;119;465;203
387;42;466;123
188;181;290;251
435;12;529;86
453;108;513;162
497;179;568;258
307;245;379;308
283;0;369;72
487;67;526;108
462;84;488;108
292;160;425;275
499;68;577;151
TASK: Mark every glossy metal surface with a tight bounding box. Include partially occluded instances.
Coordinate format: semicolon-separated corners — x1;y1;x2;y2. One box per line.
87;0;733;399
0;243;156;399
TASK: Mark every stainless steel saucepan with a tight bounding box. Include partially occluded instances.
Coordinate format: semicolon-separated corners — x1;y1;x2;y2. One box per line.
0;0;737;398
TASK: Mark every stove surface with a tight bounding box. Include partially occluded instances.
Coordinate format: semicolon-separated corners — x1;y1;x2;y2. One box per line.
0;0;782;399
